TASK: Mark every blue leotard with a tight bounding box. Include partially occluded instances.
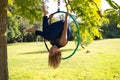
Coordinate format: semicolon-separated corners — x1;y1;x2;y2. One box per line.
35;16;71;48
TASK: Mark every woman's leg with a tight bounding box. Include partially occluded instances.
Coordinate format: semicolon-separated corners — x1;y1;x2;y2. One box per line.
59;13;69;46
42;3;49;32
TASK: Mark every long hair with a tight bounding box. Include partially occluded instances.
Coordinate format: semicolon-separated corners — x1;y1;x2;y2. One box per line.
48;50;61;69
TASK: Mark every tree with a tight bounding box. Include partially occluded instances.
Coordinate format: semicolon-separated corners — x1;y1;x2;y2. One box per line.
13;0;43;23
0;0;8;80
104;0;120;27
105;0;120;27
7;16;21;43
68;0;102;45
101;0;120;38
7;1;21;43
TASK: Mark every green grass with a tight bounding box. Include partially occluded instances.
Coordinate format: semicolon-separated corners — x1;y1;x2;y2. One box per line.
8;39;120;80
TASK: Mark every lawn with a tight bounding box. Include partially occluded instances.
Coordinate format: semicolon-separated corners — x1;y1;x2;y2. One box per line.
8;39;120;80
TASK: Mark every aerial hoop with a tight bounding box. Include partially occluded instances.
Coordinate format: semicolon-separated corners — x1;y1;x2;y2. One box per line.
44;11;81;60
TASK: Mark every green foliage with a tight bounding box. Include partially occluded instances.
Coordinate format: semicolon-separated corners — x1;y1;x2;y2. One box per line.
8;0;13;5
101;0;120;38
8;0;13;16
106;0;120;9
13;0;43;23
70;22;77;40
7;16;21;43
117;23;120;28
68;0;102;45
7;0;41;42
7;0;22;43
101;20;120;38
105;0;120;25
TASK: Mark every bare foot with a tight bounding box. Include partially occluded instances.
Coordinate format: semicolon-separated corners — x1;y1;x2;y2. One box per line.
44;10;49;15
41;4;49;15
25;28;36;33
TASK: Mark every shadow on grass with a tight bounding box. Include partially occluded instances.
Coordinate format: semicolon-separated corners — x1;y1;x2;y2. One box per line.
18;48;81;55
61;48;81;52
18;51;48;55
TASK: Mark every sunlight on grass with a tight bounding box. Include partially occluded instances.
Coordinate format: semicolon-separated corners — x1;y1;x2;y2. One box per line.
8;39;120;80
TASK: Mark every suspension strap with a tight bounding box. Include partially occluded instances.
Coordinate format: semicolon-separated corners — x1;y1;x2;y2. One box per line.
57;0;60;11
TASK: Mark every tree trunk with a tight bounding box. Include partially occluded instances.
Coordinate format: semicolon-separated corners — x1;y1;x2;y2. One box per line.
0;0;8;80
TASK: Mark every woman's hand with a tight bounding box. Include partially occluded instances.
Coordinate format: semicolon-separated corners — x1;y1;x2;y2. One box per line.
49;14;53;19
49;14;53;24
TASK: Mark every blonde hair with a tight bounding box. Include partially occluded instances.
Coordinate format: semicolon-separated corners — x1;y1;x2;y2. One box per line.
48;51;61;69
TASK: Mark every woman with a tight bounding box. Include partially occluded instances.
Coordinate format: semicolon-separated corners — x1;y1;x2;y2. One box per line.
25;3;70;68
